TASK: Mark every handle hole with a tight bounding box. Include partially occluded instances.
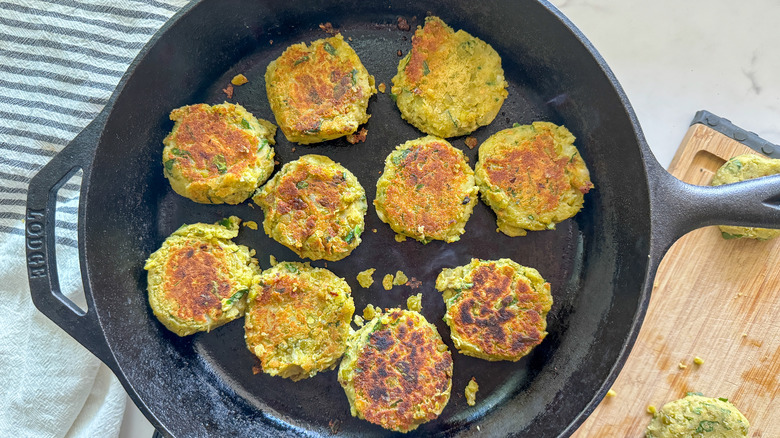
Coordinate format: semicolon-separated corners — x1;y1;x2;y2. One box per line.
54;168;87;314
687;150;723;186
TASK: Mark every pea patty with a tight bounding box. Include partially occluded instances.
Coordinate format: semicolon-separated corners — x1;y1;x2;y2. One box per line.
162;103;276;204
338;308;453;433
144;217;258;336
391;16;508;138
252;154;367;261
436;258;552;361
711;153;780;240
374;136;478;243
244;261;354;381
475;122;593;236
266;34;376;144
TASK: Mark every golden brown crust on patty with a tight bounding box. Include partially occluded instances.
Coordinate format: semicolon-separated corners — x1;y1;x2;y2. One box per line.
252;155;367;261
244;262;354;381
265;34;376;144
162;103;276;204
475;122;593;236
338;309;453;432
402;18;450;85
436;258;552;361
374;136;477;243
162;243;232;321
169;105;256;179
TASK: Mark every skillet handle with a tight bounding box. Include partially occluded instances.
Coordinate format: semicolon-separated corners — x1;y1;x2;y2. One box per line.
646;141;780;260
25;109;116;368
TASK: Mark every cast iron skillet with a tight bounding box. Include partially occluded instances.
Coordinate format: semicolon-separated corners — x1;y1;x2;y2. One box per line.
25;0;780;436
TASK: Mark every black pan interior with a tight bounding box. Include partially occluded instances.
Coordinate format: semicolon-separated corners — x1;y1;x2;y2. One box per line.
83;0;651;436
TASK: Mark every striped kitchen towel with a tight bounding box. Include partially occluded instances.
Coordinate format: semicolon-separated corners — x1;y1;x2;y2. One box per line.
0;1;187;436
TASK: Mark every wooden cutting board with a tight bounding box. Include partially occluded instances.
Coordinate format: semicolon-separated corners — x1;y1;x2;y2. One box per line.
573;122;780;437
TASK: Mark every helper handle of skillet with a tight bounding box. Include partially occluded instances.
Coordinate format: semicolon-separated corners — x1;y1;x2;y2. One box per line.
646;154;780;263
25;108;116;369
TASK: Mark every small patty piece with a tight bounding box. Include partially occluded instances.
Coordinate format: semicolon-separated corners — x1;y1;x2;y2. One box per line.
711;154;780;240
162;103;276;204
406;293;422;312
244;261;355;381
338;308;453;433
393;270;409;285
362;304;379;321
375;136;478;243
144;217;258;336
391;16;508;138
356;268;376;288
645;393;750;437
475;122;593;236
252;154;367;261
435;258;552;361
265;33;376;144
464;378;479;406
382;274;394;291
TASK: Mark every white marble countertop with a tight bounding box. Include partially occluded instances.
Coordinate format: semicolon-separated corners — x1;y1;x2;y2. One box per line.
553;0;780;168
120;1;780;436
